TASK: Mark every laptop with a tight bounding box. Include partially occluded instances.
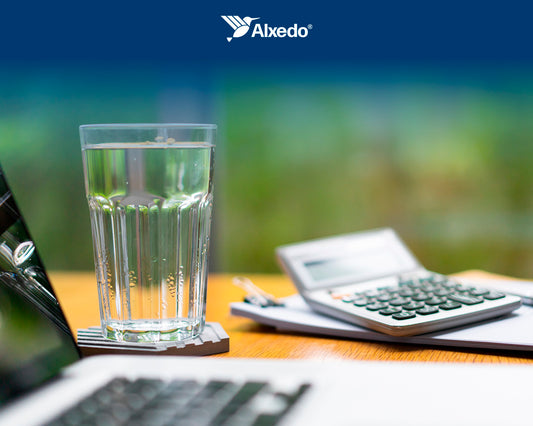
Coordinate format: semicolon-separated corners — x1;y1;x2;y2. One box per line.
0;165;532;426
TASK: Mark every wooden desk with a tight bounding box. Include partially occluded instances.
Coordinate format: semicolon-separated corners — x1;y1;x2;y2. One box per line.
50;270;533;364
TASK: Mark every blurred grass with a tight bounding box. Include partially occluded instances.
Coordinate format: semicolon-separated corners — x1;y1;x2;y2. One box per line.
2;66;533;278
216;70;533;277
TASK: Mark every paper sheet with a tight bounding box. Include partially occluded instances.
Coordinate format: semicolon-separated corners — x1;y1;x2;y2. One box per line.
231;294;533;351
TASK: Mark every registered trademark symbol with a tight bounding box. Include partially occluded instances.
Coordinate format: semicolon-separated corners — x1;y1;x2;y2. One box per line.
308;24;313;29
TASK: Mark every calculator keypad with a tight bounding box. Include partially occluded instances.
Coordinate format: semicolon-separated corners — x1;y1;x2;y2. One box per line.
332;274;507;322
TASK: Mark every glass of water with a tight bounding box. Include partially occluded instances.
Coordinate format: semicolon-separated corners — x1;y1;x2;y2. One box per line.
80;124;216;342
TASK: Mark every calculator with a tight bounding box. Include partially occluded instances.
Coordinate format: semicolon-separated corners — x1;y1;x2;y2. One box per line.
276;228;522;336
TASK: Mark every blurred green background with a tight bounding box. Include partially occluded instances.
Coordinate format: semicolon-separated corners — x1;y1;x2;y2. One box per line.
2;65;533;277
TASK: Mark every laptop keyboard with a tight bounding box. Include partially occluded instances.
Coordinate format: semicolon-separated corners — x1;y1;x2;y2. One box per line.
46;377;310;426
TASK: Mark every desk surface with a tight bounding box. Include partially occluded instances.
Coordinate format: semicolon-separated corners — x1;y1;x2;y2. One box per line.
50;270;533;364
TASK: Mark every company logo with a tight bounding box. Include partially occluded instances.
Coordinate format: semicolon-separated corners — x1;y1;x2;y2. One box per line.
221;16;259;42
221;15;312;42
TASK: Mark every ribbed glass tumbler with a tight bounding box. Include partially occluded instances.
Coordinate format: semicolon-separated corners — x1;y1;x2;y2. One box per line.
80;124;216;342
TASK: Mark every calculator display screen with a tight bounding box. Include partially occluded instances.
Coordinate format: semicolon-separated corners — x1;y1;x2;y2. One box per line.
304;247;405;282
279;229;421;290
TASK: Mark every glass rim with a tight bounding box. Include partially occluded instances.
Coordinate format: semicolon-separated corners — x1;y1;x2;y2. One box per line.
80;123;217;131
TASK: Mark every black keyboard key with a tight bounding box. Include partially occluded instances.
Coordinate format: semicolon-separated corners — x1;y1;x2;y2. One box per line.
484;291;506;300
253;384;311;426
392;311;416;320
92;412;120;426
79;397;100;415
448;293;484;305
61;407;86;424
254;414;286;426
416;306;439;315
106;402;131;422
94;389;114;405
206;380;233;392
214;381;267;423
106;378;130;393
353;298;371;307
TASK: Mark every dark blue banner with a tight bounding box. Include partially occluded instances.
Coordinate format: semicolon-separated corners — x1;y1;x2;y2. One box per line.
1;1;532;64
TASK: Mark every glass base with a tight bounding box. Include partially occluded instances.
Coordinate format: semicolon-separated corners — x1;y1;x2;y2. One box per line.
101;319;204;343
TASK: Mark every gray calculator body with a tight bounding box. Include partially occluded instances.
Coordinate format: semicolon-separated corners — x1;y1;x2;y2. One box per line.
276;228;522;336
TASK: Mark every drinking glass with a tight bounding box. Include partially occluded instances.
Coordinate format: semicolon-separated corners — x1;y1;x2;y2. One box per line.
80;124;216;342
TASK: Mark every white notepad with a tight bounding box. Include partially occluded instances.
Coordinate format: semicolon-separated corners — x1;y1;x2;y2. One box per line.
231;289;533;351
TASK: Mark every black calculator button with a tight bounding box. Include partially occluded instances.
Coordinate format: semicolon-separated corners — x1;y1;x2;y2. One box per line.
389;297;410;306
408;282;424;290
379;307;402;316
416;306;439;315
483;291;506;300
377;294;393;302
425;297;448;306
454;284;475;293
353;298;370;307
412;293;430;301
402;302;425;310
392;311;416;320
398;288;414;297
469;288;490;296
433;288;452;297
448;294;484;305
398;279;414;287
430;275;447;285
440;301;462;310
366;303;389;311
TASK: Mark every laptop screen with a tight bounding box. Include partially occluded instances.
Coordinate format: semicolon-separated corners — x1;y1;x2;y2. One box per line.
0;166;80;404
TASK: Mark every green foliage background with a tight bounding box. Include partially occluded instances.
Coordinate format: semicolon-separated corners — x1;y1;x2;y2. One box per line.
2;66;533;277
